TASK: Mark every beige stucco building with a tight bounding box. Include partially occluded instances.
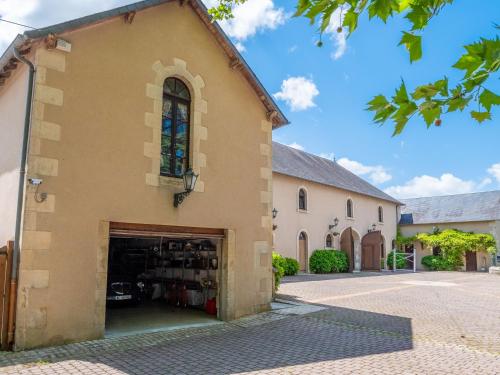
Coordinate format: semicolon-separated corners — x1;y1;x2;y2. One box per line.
272;143;401;272
0;0;288;350
399;191;500;271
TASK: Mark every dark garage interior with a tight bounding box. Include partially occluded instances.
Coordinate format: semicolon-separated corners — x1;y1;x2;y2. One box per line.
105;235;221;337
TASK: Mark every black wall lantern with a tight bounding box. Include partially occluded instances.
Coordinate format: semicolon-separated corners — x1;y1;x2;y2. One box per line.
328;217;339;230
272;208;278;219
174;168;198;207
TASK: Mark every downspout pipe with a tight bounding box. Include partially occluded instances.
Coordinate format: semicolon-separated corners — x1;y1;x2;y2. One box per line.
9;48;35;347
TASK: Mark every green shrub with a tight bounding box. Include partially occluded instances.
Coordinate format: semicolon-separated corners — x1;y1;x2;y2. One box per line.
421;255;456;271
387;251;407;269
272;252;286;290
283;257;300;276
309;250;348;274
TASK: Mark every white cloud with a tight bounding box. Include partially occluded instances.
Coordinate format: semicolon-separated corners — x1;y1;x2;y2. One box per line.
324;8;347;60
234;42;246;52
0;0;39;51
287;142;304;151
384;173;492;199
0;0;130;53
274;76;319;111
0;0;285;54
319;152;335;161
337;158;392;184
210;0;285;42
487;163;500;184
288;45;298;53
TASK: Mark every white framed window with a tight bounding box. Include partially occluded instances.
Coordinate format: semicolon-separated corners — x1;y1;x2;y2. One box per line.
325;233;333;248
298;187;308;211
346;198;354;218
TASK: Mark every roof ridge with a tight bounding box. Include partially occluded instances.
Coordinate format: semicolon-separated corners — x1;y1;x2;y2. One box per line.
272;141;337;165
401;189;500;201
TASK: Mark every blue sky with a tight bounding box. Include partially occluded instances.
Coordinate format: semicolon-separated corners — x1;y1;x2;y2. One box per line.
1;0;499;198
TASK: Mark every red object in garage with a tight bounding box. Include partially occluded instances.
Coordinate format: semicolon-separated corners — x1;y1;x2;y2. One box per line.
206;298;217;315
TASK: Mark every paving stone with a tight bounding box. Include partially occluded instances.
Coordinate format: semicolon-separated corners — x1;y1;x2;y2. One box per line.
1;272;499;374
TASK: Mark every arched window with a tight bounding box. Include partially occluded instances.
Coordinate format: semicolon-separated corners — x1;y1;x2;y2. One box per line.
161;77;191;177
325;234;333;248
298;188;307;210
378;206;384;223
346;199;353;218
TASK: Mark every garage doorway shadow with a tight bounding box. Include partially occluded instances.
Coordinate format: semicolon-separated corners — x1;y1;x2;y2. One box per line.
0;303;413;374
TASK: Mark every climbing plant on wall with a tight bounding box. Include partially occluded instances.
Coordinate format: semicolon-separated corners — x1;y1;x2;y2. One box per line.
416;229;496;268
395;227;416;247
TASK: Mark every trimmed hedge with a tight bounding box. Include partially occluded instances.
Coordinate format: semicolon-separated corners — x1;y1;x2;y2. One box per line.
309;249;348;274
283;257;300;276
387;251;407;270
421;255;455;271
272;252;286;290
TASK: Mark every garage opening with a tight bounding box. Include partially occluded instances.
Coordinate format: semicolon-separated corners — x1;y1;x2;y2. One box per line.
105;223;223;337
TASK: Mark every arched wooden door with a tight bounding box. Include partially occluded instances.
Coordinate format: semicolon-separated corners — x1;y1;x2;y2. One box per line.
362;231;382;271
340;228;355;272
298;232;308;272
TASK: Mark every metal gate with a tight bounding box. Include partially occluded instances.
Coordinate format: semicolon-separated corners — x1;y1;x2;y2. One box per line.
392;248;416;272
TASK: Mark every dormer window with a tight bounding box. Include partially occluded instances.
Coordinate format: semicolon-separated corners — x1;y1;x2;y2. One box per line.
346;199;353;218
161;77;191;177
298;188;307;211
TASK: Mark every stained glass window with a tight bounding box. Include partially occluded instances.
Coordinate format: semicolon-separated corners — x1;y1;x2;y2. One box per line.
161;78;190;177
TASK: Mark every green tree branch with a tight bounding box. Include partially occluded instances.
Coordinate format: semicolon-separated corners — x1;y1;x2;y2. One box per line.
209;0;499;134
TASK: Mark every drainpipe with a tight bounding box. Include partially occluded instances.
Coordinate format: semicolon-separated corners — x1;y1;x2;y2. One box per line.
9;48;35;348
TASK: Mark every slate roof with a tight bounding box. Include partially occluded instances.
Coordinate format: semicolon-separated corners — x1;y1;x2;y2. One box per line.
0;0;287;127
399;190;500;225
272;142;401;204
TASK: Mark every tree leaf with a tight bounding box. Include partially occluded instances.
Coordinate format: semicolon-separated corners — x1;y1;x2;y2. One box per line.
342;9;359;34
399;32;422;62
412;84;439;100
404;6;430;30
367;94;389;110
393;81;409;104
420;103;441;127
479;89;500;112
447;96;471;113
453;54;483;78
367;95;396;123
368;0;399;22
434;77;448;97
471;111;492;123
392;116;409;136
294;0;312;16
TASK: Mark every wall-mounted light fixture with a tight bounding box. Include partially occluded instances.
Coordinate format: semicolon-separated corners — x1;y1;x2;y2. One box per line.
174;168;198;207
272;208;278;219
329;217;339;230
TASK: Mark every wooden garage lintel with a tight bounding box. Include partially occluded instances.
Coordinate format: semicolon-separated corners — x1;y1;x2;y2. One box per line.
109;221;225;237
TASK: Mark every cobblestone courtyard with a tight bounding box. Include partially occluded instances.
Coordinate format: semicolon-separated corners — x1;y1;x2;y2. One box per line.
1;271;499;374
